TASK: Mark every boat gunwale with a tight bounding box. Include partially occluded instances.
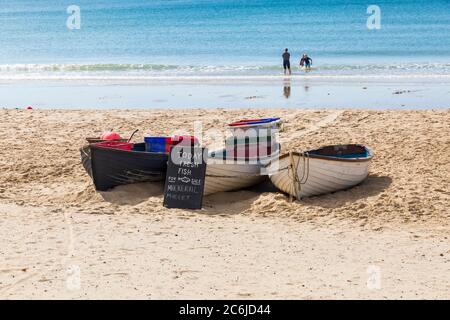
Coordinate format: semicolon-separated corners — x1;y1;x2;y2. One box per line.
86;144;169;159
266;145;373;166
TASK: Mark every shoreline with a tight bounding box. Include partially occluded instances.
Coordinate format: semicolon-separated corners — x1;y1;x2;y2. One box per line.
2;74;450;81
1;78;450;109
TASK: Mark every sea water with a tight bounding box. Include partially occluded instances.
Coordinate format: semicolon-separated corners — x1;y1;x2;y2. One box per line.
0;0;449;108
1;0;449;79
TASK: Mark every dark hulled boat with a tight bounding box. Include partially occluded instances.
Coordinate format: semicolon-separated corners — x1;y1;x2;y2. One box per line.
80;143;168;191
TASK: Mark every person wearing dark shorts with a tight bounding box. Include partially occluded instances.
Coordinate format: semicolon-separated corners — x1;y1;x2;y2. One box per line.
282;48;291;75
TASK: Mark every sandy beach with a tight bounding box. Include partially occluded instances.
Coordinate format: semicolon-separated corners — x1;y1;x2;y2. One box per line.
1;108;449;299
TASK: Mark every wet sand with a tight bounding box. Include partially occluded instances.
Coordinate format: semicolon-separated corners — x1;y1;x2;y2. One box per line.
1;77;450;109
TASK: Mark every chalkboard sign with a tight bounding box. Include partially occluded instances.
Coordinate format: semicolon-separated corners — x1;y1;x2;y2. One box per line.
163;146;208;209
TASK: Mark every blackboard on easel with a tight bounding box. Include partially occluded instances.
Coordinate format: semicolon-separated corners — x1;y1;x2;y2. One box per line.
163;146;207;210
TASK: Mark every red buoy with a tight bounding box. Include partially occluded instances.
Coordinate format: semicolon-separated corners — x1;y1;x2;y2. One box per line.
100;131;122;141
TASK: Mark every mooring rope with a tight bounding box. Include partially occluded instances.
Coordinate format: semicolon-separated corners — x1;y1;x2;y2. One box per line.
287;152;310;200
300;152;310;185
206;173;264;178
80;147;90;158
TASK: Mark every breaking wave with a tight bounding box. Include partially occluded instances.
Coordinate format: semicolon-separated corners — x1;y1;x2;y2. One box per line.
1;62;450;80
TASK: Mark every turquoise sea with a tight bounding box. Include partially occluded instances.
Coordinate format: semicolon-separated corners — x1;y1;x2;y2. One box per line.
1;0;450;109
1;0;450;79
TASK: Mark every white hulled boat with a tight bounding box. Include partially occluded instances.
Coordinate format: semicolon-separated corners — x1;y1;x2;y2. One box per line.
203;118;282;195
266;144;373;199
204;152;267;195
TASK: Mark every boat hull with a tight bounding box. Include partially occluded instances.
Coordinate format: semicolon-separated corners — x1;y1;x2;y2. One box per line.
80;143;168;191
267;145;373;199
80;145;272;194
204;160;265;195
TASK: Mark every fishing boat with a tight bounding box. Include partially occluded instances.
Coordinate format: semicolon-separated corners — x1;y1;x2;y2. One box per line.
201;118;283;195
203;149;268;195
266;144;373;199
80;142;168;191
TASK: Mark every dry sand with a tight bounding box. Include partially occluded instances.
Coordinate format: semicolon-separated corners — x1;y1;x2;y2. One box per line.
0;108;449;299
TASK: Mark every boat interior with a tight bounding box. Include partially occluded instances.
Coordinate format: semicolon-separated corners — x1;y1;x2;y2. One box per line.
307;144;370;159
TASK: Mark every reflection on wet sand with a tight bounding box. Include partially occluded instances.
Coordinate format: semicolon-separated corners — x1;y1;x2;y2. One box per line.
283;78;291;99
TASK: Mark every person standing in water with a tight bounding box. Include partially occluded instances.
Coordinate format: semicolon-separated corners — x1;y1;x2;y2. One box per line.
282;48;291;75
300;53;313;71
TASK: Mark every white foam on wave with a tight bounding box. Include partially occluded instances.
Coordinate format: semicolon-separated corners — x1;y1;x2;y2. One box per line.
1;63;450;81
2;75;450;84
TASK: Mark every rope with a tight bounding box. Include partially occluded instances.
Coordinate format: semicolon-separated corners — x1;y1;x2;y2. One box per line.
300;152;310;185
206;173;264;178
287;152;310;200
80;146;90;159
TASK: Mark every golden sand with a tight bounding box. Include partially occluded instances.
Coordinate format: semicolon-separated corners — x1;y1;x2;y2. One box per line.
0;108;449;299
